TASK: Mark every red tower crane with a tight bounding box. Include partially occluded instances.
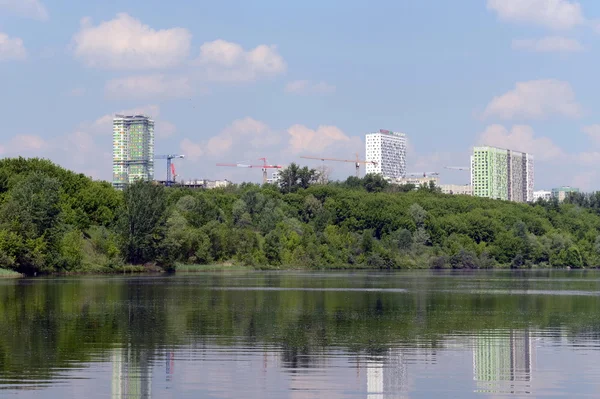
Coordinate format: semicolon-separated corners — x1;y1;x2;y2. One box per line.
216;157;283;184
170;163;177;183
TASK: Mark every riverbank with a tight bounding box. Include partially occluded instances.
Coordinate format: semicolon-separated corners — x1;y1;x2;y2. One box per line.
0;268;23;278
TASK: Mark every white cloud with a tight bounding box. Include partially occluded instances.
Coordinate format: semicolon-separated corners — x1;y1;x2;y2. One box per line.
512;36;584;52
157;121;177;139
105;74;193;99
178;119;365;182
487;0;584;30
286;125;352;154
0;33;27;61
571;170;596;190
0;135;46;155
577;151;600;165
195;39;286;82
72;13;191;69
181;117;277;160
0;0;48;20
478;124;564;161
483;79;582;120
582;125;600;145
180;138;204;159
285;80;336;95
90;105;160;134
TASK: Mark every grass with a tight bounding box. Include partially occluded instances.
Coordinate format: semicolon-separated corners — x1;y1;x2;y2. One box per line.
175;264;252;272
0;268;23;278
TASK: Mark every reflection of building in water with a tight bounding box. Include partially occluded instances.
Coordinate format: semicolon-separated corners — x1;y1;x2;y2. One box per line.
473;330;534;384
165;352;174;382
367;348;407;399
112;346;152;399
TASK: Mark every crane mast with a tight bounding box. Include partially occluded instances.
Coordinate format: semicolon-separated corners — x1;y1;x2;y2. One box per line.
155;154;185;186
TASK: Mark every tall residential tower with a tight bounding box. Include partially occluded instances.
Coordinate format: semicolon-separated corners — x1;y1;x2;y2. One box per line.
471;146;534;203
365;129;407;179
112;114;155;189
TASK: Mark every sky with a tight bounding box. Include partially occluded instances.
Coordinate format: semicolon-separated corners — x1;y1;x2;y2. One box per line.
1;0;600;190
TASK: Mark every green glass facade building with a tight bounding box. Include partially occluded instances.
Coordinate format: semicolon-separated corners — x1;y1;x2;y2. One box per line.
471;146;534;203
551;186;579;202
112;115;155;189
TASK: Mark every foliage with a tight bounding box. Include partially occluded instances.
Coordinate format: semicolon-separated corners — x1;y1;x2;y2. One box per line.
1;158;600;274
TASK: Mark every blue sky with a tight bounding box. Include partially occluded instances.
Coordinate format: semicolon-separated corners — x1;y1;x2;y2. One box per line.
1;0;600;189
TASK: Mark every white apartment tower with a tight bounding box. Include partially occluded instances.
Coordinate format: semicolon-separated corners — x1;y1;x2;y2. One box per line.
112;114;155;189
365;129;407;179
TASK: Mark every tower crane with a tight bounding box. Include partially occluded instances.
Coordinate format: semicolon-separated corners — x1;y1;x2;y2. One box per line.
171;163;178;183
406;172;440;177
445;166;470;171
300;153;377;178
155;154;185;185
216;157;283;184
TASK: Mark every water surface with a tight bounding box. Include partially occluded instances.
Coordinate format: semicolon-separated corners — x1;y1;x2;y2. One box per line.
1;270;600;398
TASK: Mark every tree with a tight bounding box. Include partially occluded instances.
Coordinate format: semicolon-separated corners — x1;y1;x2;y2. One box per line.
315;165;332;184
397;229;413;251
3;172;62;239
362;174;388;193
0;172;63;274
409;203;427;227
279;163;318;193
118;181;169;265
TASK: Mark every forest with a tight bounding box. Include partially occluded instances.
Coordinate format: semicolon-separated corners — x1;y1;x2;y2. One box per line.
1;157;600;275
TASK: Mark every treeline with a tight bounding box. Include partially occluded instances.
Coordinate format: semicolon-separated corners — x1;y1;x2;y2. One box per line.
0;158;599;275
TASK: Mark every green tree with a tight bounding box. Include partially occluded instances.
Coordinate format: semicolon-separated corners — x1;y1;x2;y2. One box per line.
363;174;388;193
279;163;318;193
118;181;168;265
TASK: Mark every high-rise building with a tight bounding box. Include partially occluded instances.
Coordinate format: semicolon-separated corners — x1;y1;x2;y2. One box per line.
113;114;155;189
471;146;534;203
552;186;579;202
365;129;407;179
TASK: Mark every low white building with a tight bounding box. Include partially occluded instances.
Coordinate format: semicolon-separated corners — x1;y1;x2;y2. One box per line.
266;171;281;185
181;179;232;189
395;176;439;187
440;184;473;196
532;190;552;202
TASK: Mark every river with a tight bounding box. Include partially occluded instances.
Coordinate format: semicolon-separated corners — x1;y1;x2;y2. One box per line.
1;270;600;398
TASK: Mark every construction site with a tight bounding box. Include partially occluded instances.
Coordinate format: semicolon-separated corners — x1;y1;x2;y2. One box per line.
113;117;569;202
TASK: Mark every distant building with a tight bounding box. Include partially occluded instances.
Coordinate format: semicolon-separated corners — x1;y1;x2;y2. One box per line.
395;176;440;187
366;129;407;179
181;179;232;189
267;171;281;185
471;146;534;203
552;186;579;202
532;190;552;202
440;184;473;196
113;114;155;190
